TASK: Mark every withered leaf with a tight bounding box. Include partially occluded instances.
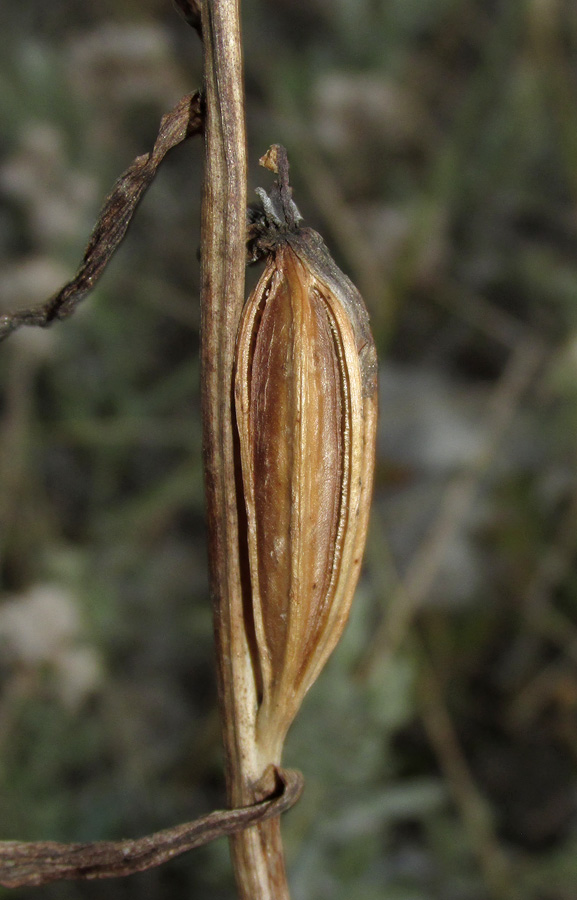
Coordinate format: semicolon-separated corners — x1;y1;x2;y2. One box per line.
0;767;302;888
0;91;203;344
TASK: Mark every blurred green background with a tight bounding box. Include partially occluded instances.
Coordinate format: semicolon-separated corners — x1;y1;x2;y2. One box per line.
2;1;577;898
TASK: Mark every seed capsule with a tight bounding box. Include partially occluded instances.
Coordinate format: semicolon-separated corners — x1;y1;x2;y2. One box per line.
234;147;378;760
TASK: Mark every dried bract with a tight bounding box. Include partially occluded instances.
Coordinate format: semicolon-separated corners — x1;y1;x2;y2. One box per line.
235;146;378;762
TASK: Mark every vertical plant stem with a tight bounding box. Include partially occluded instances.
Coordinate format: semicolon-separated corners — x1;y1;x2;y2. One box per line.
199;1;290;897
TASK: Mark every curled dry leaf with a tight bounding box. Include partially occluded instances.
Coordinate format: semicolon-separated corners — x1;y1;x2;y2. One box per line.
0;768;303;888
0;92;203;343
235;146;378;763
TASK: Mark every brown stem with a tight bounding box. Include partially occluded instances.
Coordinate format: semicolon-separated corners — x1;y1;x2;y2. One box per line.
199;1;292;897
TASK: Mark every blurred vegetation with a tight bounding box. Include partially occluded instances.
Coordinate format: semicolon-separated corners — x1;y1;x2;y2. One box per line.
2;1;577;898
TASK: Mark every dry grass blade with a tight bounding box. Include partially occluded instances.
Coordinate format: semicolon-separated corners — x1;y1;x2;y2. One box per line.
0;768;303;889
0;92;203;343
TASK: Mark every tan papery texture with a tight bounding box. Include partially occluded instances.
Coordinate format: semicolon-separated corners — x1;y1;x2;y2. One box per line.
235;226;378;763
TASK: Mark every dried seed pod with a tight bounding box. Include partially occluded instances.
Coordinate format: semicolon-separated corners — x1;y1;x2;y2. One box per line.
235;146;378;761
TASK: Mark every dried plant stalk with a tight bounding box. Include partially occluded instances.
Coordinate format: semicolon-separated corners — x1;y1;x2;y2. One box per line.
235;146;378;765
199;3;290;898
201;7;377;887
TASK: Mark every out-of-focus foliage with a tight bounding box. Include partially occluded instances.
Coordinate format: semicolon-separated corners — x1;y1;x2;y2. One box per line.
2;1;577;899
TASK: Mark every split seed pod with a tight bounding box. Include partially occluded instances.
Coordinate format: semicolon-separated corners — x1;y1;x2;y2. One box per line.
235;146;378;761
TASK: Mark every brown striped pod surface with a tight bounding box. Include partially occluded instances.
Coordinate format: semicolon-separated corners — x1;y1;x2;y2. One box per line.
234;146;378;762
